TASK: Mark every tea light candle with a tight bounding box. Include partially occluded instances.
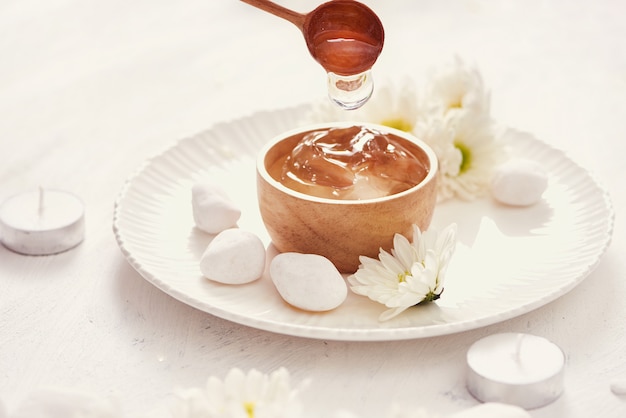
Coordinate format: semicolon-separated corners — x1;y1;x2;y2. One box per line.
466;333;565;409
0;188;85;255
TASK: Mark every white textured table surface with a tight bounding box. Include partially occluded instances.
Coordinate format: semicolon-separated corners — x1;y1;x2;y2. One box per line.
1;1;625;417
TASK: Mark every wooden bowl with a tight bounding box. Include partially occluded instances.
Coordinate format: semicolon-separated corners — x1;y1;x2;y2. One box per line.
256;123;438;273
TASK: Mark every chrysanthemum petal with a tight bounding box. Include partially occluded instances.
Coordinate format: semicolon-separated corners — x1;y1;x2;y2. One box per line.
378;249;406;275
349;222;457;321
379;306;410;321
391;233;415;270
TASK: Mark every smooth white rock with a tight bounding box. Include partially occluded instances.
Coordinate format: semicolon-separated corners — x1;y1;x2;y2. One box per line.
450;402;531;418
491;159;548;206
270;253;347;311
192;182;241;234
200;229;266;284
610;379;626;395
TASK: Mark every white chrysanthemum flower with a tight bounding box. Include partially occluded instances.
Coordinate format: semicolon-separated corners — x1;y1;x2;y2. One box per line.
172;368;305;418
305;77;420;133
444;111;503;200
348;223;457;321
422;56;490;118
414;57;504;201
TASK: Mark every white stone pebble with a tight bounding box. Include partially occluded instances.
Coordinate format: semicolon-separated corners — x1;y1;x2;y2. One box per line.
200;229;266;284
450;402;531;418
610;379;626;395
192;182;241;234
270;253;347;312
491;159;548;206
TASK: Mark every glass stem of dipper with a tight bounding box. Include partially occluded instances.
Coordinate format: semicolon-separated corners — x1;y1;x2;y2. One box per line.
240;0;385;110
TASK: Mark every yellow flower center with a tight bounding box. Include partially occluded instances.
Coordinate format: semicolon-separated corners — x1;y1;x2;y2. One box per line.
244;401;255;418
381;118;413;132
455;141;472;173
448;98;463;109
397;271;409;283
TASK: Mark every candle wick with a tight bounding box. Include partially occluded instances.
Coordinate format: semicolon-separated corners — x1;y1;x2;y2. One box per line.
38;187;45;217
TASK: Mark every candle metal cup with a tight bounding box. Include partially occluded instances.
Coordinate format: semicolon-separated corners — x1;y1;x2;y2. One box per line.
466;333;565;410
0;189;85;255
256;123;438;274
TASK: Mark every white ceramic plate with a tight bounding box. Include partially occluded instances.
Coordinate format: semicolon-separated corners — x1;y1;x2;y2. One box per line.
113;105;614;341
